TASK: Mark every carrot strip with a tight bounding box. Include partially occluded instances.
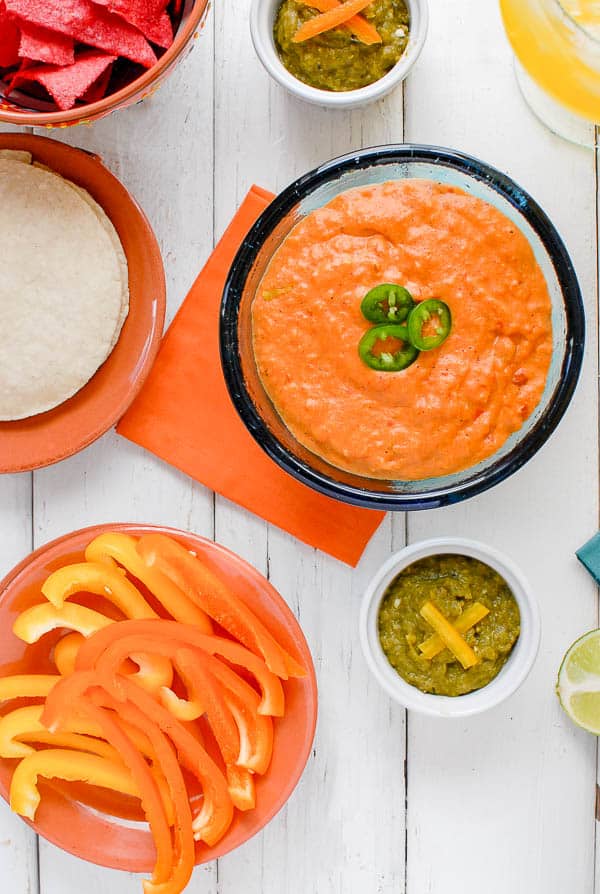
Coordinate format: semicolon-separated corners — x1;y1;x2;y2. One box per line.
302;0;381;44
293;0;375;42
419;602;480;670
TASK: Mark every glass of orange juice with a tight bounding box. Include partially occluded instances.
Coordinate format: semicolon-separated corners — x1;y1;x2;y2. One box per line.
499;0;600;145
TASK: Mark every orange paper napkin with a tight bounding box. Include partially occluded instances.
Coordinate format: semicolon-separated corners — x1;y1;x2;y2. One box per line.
117;186;385;566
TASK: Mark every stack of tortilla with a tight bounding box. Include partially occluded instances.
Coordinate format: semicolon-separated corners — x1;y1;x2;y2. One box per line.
0;150;129;420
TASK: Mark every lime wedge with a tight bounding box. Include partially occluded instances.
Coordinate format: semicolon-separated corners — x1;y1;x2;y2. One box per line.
557;630;600;734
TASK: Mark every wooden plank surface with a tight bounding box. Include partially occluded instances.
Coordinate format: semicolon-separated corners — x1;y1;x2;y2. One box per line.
1;0;599;892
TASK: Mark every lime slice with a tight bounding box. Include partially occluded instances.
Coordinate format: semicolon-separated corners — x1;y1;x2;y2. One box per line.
557;630;600;734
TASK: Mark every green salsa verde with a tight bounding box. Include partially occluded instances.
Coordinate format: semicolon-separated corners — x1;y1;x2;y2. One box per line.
273;0;410;92
378;555;520;696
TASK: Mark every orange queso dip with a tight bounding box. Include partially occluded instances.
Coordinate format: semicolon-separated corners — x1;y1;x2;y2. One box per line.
251;180;553;480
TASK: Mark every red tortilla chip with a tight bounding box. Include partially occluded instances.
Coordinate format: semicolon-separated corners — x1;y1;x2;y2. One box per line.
93;0;173;48
5;0;157;68
9;49;117;110
0;2;20;67
80;62;113;103
19;23;75;66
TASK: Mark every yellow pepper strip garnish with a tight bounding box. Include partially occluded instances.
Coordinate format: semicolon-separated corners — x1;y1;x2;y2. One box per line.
0;674;59;702
54;632;85;676
84;533;213;632
419;601;480;669
418;602;490;661
41;561;158;619
10;748;141;820
13;602;113;643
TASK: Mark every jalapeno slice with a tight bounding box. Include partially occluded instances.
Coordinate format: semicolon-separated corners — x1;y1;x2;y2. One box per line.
406;299;452;351
358;324;419;372
360;284;414;324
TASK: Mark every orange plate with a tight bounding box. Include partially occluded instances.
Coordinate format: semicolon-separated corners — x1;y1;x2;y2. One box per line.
0;524;318;872
0;135;166;474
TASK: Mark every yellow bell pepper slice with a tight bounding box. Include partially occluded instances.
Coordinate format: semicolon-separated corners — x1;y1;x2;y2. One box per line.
0;674;59;702
419;601;480;669
42;562;175;694
13;603;113;643
14;604;172;694
85;533;213;632
418;602;490;660
54;633;85;676
10;748;141;820
42;561;158;619
2;704;175;826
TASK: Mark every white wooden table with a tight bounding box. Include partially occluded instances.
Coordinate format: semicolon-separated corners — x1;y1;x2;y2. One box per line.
1;1;599;891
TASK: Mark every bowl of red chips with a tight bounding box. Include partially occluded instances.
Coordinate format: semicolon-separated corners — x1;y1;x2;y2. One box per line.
0;0;209;126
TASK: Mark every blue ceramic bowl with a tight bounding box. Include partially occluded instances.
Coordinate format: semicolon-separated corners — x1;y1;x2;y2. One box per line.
220;145;584;512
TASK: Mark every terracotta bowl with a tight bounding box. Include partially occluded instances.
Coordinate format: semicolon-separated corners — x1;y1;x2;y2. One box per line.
0;0;210;127
0;134;166;473
0;523;318;871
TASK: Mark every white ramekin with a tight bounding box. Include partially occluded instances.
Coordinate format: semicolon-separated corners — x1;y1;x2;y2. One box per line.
359;538;541;718
250;0;429;109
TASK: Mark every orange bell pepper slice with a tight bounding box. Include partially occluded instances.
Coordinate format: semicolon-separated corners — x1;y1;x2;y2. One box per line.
103;675;233;847
175;647;239;767
10;748;142;821
137;534;305;679
54;632;84;676
84;532;213;633
226;764;256;812
201;651;274;776
90;690;194;894
76;619;285;717
43;669;233;848
81;699;174;886
0;674;59;702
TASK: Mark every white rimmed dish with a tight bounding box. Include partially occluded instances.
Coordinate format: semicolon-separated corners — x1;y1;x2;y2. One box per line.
359;538;541;718
250;0;429;109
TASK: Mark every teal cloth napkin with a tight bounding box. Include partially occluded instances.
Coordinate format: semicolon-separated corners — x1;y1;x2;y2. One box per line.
576;532;600;583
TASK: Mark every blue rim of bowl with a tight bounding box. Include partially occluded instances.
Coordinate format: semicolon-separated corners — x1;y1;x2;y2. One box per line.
220;144;585;511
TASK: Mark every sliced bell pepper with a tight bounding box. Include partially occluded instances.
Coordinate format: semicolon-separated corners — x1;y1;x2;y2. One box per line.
99;674;233;847
10;748;141;821
41;561;158;619
137;534;305;679
41;560;174;694
201;651;273;776
159;687;204;722
418;602;490;660
90;690;194;894
0;674;59;702
84;532;213;632
420;601;479;669
76;619;285;717
0;704;120;761
53;632;84;676
175;647;239;767
14;604;172;694
13;602;114;642
0;702;156;763
226;764;256;812
81;699;174;886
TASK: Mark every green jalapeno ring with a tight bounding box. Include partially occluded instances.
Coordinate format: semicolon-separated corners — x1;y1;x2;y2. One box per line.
360;284;414;324
358;323;420;372
406;299;452;351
